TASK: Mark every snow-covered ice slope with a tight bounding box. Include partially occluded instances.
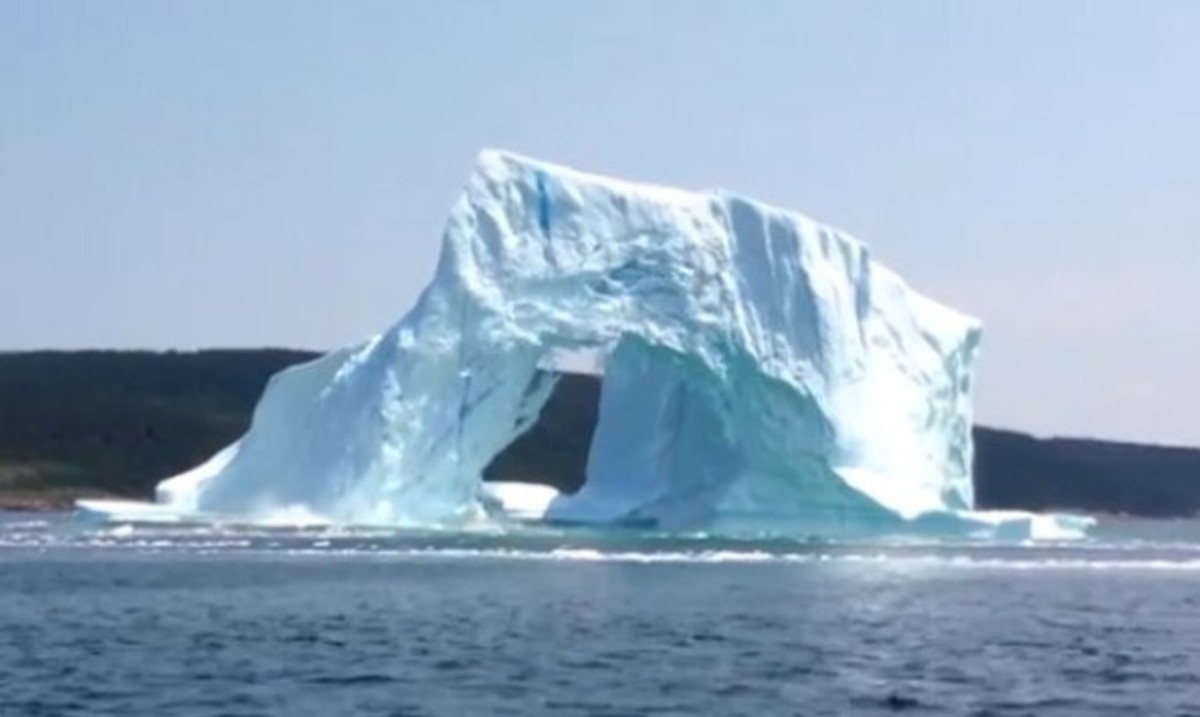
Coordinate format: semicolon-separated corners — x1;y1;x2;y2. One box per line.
156;149;995;534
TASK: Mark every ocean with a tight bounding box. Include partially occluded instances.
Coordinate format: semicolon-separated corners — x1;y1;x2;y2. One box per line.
3;513;1200;716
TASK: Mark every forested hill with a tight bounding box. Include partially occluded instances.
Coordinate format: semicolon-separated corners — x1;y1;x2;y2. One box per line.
0;350;314;507
1;350;1198;516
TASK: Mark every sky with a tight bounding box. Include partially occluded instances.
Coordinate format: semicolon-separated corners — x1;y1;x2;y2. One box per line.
1;1;1197;445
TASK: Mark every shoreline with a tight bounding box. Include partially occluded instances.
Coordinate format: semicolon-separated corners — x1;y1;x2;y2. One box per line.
0;489;124;513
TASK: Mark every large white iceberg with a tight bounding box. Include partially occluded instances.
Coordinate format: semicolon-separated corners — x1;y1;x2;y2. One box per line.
148;150;1076;537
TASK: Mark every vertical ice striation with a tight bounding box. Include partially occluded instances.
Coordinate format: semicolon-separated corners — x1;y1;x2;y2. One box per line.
156;149;989;534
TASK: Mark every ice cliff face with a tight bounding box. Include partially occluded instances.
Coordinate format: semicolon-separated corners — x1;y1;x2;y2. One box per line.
157;150;985;534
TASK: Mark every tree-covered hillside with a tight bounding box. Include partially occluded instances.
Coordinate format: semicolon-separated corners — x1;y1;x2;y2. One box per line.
2;350;1198;516
0;350;312;506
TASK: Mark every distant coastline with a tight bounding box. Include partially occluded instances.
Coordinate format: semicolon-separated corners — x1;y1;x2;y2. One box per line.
2;350;1198;517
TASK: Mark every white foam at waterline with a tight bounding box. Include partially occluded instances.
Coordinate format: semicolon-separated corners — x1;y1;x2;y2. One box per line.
10;530;1200;570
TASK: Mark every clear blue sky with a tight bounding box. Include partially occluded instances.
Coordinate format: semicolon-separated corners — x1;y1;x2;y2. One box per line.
2;1;1197;445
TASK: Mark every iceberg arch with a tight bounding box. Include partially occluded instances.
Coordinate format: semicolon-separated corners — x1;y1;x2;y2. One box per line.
155;149;994;535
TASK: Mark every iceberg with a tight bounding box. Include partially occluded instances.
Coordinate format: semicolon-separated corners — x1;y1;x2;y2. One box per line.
146;149;1078;538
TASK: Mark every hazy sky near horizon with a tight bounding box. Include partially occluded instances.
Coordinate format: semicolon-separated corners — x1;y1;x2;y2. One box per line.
2;1;1198;445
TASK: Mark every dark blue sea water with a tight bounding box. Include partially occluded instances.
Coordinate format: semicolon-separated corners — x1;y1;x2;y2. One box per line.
4;514;1200;716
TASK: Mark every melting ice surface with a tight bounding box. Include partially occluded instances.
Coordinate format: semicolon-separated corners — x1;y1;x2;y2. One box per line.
97;150;1089;540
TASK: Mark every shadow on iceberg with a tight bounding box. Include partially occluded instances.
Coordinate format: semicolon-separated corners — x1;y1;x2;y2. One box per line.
97;149;1089;540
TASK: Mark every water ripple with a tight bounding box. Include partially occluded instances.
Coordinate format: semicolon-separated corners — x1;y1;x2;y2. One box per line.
4;512;1200;715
